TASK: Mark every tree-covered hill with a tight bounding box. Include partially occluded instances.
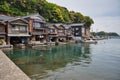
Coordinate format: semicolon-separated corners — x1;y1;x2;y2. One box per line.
92;31;120;36
0;0;94;27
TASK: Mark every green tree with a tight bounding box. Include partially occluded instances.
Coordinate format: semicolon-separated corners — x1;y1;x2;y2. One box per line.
107;32;119;36
0;0;94;27
83;16;94;29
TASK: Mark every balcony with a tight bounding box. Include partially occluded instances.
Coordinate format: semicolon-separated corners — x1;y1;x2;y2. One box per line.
33;27;46;30
48;31;57;35
0;32;6;35
0;28;5;33
58;33;66;37
11;30;28;34
32;30;48;35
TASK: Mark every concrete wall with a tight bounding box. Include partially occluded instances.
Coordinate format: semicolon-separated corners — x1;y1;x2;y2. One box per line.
0;50;31;80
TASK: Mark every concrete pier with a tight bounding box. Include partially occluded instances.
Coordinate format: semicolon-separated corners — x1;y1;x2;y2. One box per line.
0;50;31;80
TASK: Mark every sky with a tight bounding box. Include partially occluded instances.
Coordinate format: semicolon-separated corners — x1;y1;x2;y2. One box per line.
47;0;120;34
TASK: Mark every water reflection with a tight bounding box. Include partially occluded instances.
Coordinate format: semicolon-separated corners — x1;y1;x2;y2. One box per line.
4;43;92;79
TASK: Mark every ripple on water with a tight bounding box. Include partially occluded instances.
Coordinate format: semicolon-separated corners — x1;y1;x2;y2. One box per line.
4;39;120;80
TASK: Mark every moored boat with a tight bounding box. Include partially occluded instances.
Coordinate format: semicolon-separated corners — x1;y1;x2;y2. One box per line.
80;39;97;44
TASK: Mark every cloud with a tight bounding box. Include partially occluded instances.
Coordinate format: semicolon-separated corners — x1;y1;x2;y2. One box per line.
47;0;120;17
92;16;120;34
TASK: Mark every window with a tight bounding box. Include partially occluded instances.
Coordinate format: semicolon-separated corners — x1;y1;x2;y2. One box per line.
50;29;56;33
76;32;79;35
50;29;53;32
76;28;79;30
34;22;41;28
12;25;19;31
51;29;53;32
82;28;85;34
0;26;5;32
58;30;63;32
20;26;26;31
12;25;27;31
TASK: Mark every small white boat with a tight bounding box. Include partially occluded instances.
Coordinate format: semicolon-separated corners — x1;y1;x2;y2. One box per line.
80;39;97;44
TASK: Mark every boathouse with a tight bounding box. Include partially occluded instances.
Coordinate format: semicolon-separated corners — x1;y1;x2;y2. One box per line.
64;24;74;42
71;23;86;41
55;24;66;43
0;15;30;46
47;23;58;43
23;13;47;45
0;13;92;47
0;21;6;45
6;18;30;45
0;15;13;45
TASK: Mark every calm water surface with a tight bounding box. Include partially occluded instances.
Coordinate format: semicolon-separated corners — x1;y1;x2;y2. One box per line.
4;39;120;80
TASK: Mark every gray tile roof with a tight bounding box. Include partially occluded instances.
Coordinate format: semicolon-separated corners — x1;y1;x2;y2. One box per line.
8;17;28;23
70;23;85;27
46;23;55;27
0;21;6;25
47;23;85;29
63;24;71;29
54;23;63;27
0;15;14;22
22;13;46;23
0;15;28;24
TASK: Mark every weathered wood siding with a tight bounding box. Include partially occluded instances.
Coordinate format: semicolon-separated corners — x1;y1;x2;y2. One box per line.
7;19;28;34
0;24;5;33
57;25;65;36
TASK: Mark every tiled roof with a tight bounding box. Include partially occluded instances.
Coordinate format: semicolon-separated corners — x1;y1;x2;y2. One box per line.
63;24;71;29
8;17;28;23
22;13;46;23
70;23;85;26
0;21;6;25
47;23;59;29
54;23;63;27
0;15;14;22
0;32;6;35
46;23;53;27
47;23;85;29
0;15;28;24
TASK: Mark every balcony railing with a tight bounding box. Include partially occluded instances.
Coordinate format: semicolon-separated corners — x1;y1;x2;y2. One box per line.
66;33;72;36
33;27;46;30
0;30;5;32
48;32;57;34
32;29;48;35
11;30;28;33
0;32;6;34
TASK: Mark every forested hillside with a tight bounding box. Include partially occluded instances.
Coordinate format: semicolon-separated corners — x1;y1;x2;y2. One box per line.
91;31;120;36
0;0;94;27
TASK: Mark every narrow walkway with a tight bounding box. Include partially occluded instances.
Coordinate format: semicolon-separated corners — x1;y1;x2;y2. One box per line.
0;50;31;80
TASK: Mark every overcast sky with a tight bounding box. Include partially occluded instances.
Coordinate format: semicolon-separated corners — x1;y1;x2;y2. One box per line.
47;0;120;34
